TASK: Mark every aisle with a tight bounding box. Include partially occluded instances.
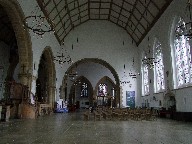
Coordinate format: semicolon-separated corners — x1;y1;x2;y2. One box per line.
0;111;191;144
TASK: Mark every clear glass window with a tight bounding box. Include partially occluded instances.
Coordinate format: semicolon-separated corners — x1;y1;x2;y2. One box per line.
81;82;88;97
174;18;192;87
154;39;165;92
98;83;107;96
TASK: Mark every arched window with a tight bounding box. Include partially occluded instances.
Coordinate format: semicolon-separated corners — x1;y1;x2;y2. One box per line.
98;83;107;96
142;53;149;95
173;17;192;88
153;39;165;92
81;82;88;97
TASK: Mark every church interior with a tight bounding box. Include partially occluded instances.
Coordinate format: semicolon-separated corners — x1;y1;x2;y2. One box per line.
1;0;192;143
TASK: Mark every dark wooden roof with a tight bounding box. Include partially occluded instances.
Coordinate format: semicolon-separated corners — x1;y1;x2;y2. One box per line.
37;0;173;46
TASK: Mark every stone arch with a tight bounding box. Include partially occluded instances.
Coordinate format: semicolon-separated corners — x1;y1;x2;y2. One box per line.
95;76;117;107
95;76;116;91
62;58;120;107
69;76;93;108
0;0;33;86
37;47;56;108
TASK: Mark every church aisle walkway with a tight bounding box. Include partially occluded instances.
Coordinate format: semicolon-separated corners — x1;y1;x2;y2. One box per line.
0;111;192;144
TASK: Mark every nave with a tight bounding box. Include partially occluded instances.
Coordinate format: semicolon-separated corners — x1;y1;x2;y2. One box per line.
0;111;192;144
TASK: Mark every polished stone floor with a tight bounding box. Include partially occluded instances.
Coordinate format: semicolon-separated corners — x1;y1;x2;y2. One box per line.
0;111;192;144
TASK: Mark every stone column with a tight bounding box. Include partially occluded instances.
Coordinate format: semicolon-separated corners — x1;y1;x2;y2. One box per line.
31;75;37;95
49;86;56;109
115;86;120;108
18;73;29;85
5;105;10;122
0;105;2;120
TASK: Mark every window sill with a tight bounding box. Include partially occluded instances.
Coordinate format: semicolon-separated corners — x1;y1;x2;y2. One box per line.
175;85;192;90
141;94;149;97
153;91;165;95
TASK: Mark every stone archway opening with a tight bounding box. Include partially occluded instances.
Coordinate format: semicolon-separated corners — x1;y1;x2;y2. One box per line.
0;0;32;101
0;0;33;119
36;47;56;110
62;58;120;110
95;76;117;108
36;53;49;103
0;0;33;87
69;76;93;110
0;5;20;101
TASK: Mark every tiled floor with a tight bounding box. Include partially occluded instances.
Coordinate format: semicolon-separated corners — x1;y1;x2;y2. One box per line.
0;111;192;144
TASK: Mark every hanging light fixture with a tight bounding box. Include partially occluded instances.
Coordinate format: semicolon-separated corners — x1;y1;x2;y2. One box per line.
65;63;78;81
68;70;78;80
120;64;130;85
23;5;55;38
73;79;81;86
175;0;192;40
54;42;72;67
142;37;159;69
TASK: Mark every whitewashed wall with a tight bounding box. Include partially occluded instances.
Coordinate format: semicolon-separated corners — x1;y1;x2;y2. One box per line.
63;20;139;107
18;0;139;106
17;0;192;110
138;0;192;112
17;0;61;101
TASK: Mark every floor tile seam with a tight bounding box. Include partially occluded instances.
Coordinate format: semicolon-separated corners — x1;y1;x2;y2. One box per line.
27;124;66;144
160;137;188;144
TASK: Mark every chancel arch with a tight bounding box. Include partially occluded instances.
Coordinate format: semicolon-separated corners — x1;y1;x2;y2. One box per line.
61;58;120;109
36;47;56;108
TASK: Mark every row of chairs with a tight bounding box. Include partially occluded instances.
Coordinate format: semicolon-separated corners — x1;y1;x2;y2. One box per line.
83;107;158;121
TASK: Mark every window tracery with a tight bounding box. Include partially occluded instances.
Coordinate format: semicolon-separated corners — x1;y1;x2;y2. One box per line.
174;18;192;87
154;39;165;92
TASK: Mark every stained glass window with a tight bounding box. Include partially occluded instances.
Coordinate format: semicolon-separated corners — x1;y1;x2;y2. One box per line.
174;18;192;87
98;83;107;96
81;82;88;97
142;55;149;95
154;39;165;92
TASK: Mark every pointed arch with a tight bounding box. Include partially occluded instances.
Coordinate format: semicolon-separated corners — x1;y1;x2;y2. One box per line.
171;16;192;88
95;76;116;96
69;76;93;107
37;47;56;108
95;76;117;107
61;58;120;107
0;0;33;86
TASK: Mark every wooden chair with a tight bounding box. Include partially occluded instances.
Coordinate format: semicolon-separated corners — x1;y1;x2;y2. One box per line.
151;109;158;120
116;108;124;120
93;110;102;121
102;109;112;120
145;109;152;120
134;108;141;121
122;108;129;120
140;109;147;120
129;109;135;120
83;110;90;120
